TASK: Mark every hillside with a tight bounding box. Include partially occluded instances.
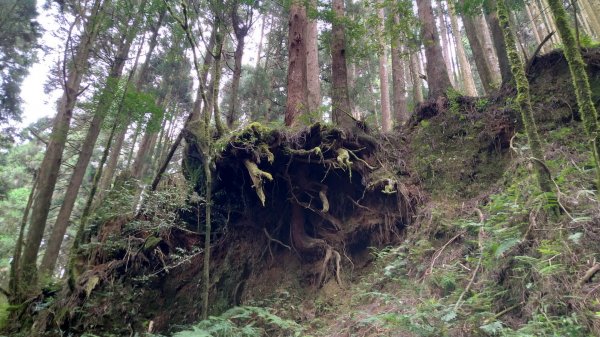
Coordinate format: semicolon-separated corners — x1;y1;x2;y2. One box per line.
3;49;599;337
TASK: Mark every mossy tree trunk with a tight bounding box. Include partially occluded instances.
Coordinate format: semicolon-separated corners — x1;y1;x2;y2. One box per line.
546;0;600;190
496;0;553;194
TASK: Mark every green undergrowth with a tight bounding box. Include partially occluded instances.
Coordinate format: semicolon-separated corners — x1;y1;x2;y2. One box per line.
148;306;304;337
305;122;600;336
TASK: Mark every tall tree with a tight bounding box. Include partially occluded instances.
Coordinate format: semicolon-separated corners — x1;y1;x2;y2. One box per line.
227;0;255;128
448;0;477;96
306;0;322;116
377;2;391;131
95;7;166;205
19;0;109;294
497;0;552;193
410;52;424;104
38;1;147;276
546;0;600;189
416;0;452;98
0;0;40;144
285;1;309;126
485;0;512;84
391;14;409;124
330;0;353;128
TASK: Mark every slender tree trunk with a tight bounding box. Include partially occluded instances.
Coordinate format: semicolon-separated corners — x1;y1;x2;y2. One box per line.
331;0;353;128
485;0;512;84
437;0;455;86
19;0;107;292
95;8;165;203
211;21;226;138
416;0;452;98
131;92;169;180
578;0;600;37
39;7;144;276
228;6;251;129
537;0;561;46
306;0;321;116
391;14;408;124
9;173;38;303
475;13;501;82
527;3;550;53
255;15;266;68
449;2;478;96
377;4;392;131
547;0;600;189
525;3;544;49
497;0;552;193
347;61;360;119
285;1;309;127
410;52;424;104
125;123;141;170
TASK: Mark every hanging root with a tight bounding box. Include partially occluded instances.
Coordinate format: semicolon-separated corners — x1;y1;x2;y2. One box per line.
319;186;329;213
243;159;273;207
317;246;343;287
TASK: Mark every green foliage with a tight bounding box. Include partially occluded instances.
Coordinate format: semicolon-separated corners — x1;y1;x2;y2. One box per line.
169;306;303;337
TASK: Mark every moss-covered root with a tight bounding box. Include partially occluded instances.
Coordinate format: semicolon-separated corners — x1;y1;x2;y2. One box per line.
243;159;273;207
546;0;600;190
497;0;553;194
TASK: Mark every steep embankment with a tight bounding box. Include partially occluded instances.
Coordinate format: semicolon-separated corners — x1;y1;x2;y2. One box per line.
9;49;600;337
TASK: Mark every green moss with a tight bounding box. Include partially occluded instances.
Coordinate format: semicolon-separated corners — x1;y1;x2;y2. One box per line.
547;0;600;189
144;236;161;252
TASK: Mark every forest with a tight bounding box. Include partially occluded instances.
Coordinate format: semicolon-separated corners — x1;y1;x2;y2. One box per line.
0;0;600;335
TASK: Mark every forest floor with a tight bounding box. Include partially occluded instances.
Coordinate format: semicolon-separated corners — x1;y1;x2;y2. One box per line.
4;50;600;337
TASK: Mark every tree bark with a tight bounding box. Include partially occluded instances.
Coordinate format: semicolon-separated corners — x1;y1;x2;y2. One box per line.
475;12;501;82
227;3;252;128
19;0;107;292
377;4;392;131
485;0;512;84
331;0;353;128
410;52;424;104
285;1;309;127
496;0;552;193
448;1;478;96
39;4;145;276
416;0;452;98
547;0;600;189
579;0;600;37
437;0;456;86
306;0;321;116
391;14;408;124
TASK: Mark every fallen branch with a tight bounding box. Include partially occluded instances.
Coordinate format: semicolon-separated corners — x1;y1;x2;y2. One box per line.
577;263;600;286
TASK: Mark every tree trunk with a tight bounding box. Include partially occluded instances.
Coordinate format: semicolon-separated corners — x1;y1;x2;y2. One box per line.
285;1;309;127
464;17;495;91
347;61;360;119
377;4;392;131
448;1;477;96
485;0;512;84
331;0;353;128
306;0;321;116
437;0;456;86
19;0;107;292
496;0;552;193
475;12;501;82
39;5;144;276
255;15;267;68
579;0;600;37
9;172;38;302
95;8;165;203
547;0;600;189
391;15;408;124
410;52;424;104
416;0;452;98
227;5;251;129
